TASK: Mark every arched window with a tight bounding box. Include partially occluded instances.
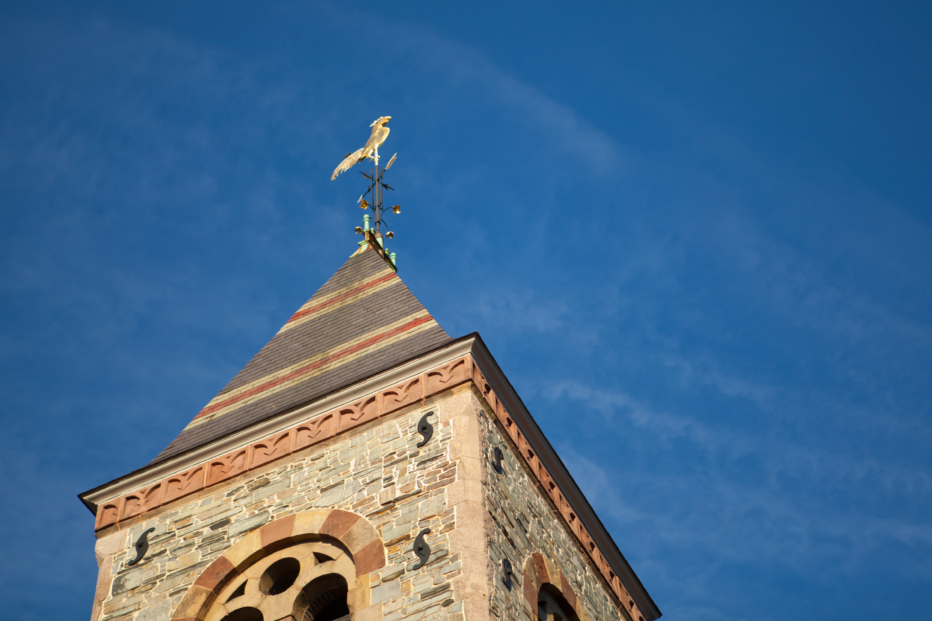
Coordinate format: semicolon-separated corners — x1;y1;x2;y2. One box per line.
537;583;580;621
173;510;386;621
206;540;355;621
298;574;350;621
523;552;589;621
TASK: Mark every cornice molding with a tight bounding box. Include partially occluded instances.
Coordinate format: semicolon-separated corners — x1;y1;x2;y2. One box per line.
79;337;476;513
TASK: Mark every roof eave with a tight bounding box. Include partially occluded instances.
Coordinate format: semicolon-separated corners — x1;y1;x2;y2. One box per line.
78;333;478;514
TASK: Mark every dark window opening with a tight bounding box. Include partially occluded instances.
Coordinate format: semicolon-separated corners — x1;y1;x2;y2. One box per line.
260;557;301;595
313;597;350;621
299;574;350;621
221;607;263;621
227;580;247;601
538;584;579;621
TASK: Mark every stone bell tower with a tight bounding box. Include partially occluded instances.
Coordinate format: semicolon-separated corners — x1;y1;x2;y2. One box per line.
79;241;661;621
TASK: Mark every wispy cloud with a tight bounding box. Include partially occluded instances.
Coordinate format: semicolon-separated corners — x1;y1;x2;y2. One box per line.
546;378;932;494
458;289;570;333
561;446;932;581
323;6;624;177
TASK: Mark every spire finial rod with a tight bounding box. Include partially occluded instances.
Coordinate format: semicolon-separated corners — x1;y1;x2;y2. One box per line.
333;117;401;270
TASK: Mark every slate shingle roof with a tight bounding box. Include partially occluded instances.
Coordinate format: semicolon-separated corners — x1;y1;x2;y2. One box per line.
150;246;450;465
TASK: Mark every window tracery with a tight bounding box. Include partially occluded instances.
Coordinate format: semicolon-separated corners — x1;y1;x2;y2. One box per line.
205;540;354;621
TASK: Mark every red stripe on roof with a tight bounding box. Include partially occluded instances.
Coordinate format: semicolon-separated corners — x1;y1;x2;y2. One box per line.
193;314;435;421
286;272;397;324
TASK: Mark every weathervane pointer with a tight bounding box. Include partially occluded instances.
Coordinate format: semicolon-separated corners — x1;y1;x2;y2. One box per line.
332;116;402;270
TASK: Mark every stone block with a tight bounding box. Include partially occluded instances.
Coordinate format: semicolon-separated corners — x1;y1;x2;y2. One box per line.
123;483;163;520
353;575;371;611
249;430;294;469
206;448;249;487
457;574;492;621
382;522;409;543
380;377;423;414
418;494;446;521
223;530;262;568
561;572;578;612
446;479;482;507
424;358;469;397
371;579;401;604
450;415;482;462
228;512;270;538
101;603;141;620
168;550;200;573
202;507;244;530
337;396;379;433
354;539;386;575
260;514;295;548
354;605;382;621
120;492;143;521
457;456;483;483
95;500;120;530
294;413;336;451
532;552;550;584
320;509;360;540
171;584;212;619
253;478;292;502
94;561;112;602
292;509;330;537
379;484;396;505
314;483;345;507
344;478;363;498
193;555;236;593
95;530;126;560
111;570;141;596
163;465;206;504
343;517;379;555
134;598;173;621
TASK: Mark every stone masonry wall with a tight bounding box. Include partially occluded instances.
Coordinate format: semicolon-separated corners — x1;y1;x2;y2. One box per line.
91;385;479;621
475;392;630;621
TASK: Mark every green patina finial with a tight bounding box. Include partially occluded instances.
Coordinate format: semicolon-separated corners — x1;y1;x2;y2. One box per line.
335;123;402;271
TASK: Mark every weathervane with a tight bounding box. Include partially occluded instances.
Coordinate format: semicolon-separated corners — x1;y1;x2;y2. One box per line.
332;116;401;269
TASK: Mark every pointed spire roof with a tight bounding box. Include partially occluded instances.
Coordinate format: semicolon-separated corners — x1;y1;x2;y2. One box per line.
150;247;450;465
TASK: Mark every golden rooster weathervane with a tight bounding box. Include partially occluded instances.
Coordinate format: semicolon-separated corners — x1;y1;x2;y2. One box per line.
332;116;401;270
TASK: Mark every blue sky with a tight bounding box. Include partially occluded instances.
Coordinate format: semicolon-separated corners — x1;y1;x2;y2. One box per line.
1;2;930;619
